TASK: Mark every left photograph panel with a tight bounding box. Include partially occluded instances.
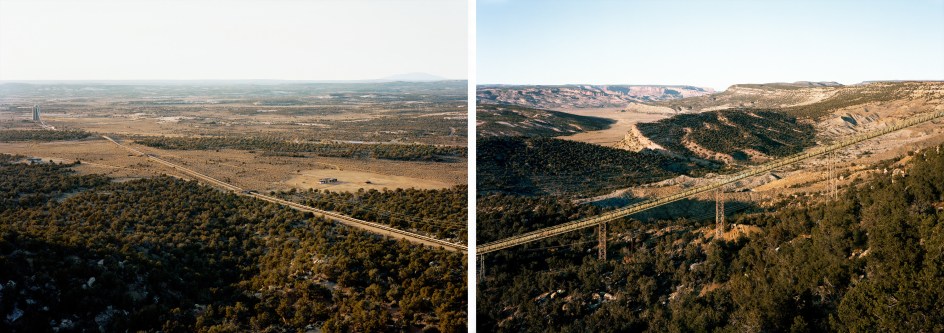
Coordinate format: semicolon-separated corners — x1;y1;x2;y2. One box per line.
0;0;468;332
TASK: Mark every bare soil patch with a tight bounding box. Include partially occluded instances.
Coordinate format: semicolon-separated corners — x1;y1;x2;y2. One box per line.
285;168;452;191
554;107;675;147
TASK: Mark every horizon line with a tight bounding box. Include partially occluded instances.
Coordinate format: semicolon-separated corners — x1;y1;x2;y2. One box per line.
476;79;944;89
0;78;469;84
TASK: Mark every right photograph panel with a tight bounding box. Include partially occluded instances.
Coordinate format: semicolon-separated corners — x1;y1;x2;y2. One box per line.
475;0;944;331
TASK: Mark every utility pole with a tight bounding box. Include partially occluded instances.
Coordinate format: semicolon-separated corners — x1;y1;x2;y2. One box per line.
598;222;607;261
833;151;839;199
715;188;725;239
829;151;833;200
477;254;484;282
826;151;838;200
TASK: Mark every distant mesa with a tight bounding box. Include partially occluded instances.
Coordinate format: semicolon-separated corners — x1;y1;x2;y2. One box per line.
792;81;843;87
727;81;844;90
380;72;449;82
477;85;715;109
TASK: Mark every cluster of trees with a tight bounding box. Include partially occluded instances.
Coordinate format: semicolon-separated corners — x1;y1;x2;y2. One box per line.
476;104;614;138
0;158;109;209
133;136;466;162
0;129;91;142
275;186;468;242
477;145;944;332
227;103;467;145
637;109;815;162
0;160;466;332
478;137;711;196
477;194;602;244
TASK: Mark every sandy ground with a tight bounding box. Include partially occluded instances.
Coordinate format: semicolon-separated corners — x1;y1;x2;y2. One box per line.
553;108;674;147
699;223;763;242
285;168;453;191
0;138;466;192
2;100;467;190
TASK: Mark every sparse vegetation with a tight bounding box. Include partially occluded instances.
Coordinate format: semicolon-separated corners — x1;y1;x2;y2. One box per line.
656;81;942;120
0;129;92;142
0;81;467;145
781;83;914;119
134;136;466;162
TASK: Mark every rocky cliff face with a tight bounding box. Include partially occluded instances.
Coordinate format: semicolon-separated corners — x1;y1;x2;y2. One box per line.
656;81;944;117
614;124;665;152
810;81;944;139
635;81;944;163
477;85;714;109
656;82;846;112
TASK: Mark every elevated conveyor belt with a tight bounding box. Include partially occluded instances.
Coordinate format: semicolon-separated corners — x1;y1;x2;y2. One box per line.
478;110;944;254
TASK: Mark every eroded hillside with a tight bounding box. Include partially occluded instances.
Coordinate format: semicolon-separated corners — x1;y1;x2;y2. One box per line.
655;81;844;112
476;104;615;138
634;109;816;163
657;81;944;120
477;85;714;110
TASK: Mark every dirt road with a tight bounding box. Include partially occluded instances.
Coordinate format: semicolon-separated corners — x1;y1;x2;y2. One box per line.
102;135;467;253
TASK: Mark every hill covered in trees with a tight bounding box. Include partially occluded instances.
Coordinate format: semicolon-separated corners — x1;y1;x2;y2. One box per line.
636;109;816;163
477;104;614;138
0;158;466;332
477;137;713;196
133;136;466;162
477;145;944;332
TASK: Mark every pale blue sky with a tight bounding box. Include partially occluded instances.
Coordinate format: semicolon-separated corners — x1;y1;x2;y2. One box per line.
0;0;468;80
478;0;944;90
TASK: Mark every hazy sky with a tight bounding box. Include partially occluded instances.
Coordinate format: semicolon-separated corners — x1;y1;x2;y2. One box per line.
478;0;944;90
0;0;467;80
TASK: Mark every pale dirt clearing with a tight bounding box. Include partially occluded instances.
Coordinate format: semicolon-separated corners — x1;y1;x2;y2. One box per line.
0;139;466;192
700;223;763;242
285;168;453;192
133;144;466;192
553;107;676;147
